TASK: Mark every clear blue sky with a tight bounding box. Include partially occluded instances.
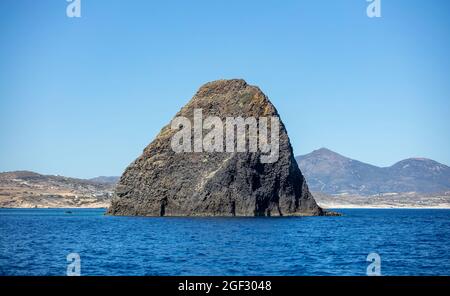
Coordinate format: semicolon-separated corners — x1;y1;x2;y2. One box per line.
1;0;449;178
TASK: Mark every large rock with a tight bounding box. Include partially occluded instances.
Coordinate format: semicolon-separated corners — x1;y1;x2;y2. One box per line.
107;79;325;216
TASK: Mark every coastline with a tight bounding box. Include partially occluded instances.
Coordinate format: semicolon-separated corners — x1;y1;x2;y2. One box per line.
321;205;450;209
1;205;450;210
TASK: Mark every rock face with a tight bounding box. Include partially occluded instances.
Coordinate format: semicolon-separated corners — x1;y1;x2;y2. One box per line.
107;79;324;216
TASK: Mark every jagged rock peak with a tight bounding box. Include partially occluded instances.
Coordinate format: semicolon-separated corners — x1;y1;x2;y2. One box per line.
107;79;325;217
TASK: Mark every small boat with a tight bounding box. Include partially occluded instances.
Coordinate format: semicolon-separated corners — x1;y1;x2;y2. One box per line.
65;210;73;214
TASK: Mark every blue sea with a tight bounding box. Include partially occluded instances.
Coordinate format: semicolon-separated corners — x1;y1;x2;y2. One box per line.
0;208;449;276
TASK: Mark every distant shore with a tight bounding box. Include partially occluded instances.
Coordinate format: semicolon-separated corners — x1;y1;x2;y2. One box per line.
321;204;450;209
1;170;449;210
314;191;450;210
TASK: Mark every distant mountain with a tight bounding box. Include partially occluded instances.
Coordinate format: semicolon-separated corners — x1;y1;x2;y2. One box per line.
296;148;450;195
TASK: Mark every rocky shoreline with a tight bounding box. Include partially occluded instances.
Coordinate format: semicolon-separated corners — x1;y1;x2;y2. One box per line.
2;172;448;210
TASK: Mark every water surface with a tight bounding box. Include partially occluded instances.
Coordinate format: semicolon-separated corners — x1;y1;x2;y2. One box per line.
0;208;449;275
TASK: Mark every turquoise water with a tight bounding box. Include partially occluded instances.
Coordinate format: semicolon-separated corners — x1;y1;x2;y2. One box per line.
0;208;449;275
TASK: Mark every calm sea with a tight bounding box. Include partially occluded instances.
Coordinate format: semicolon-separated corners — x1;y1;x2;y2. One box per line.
0;208;449;275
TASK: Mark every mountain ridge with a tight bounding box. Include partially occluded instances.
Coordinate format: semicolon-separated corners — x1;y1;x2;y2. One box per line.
296;148;450;195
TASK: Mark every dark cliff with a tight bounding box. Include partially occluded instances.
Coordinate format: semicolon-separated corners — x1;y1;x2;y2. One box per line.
108;79;324;216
